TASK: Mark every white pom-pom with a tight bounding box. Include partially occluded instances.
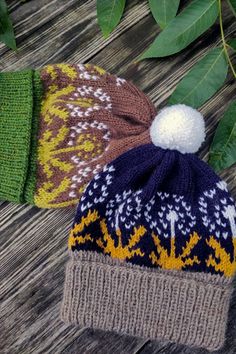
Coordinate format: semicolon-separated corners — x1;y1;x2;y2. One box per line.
150;104;205;154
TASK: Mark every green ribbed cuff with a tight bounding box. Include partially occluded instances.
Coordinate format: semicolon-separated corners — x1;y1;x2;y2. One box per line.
0;70;42;204
24;71;43;205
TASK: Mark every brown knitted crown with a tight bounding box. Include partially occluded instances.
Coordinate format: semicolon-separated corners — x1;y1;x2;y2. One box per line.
0;64;156;208
35;63;156;208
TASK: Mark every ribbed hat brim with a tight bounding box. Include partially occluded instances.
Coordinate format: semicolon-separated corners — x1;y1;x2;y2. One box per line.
61;251;232;351
0;70;42;204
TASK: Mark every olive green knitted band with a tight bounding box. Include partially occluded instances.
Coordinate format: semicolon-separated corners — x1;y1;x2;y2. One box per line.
0;70;42;203
24;70;43;204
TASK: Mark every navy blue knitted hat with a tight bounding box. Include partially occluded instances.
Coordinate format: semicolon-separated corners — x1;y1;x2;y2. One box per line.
61;104;236;351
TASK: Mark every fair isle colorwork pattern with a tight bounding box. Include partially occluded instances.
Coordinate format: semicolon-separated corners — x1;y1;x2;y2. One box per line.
35;64;110;208
68;147;236;276
62;142;236;351
35;63;155;208
0;64;155;208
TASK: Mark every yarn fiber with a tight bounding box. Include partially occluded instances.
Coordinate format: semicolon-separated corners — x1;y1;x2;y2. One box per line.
61;107;236;351
0;64;155;208
67;144;236;275
0;70;42;203
150;104;205;153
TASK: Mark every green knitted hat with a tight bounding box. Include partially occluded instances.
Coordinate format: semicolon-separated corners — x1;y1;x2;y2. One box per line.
0;64;156;208
0;69;42;204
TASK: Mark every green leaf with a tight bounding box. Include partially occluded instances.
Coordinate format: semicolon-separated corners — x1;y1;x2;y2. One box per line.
209;101;236;172
97;0;126;38
228;39;236;51
140;0;219;59
149;0;180;29
227;0;236;17
0;0;17;50
169;47;228;108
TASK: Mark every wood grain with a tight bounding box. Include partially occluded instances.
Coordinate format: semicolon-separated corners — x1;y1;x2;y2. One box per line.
0;1;235;353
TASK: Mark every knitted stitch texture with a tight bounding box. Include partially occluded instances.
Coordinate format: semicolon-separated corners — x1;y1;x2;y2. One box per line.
0;64;155;208
0;70;42;203
24;70;43;204
61;143;236;351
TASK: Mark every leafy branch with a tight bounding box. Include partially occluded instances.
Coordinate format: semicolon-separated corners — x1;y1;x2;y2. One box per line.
0;0;235;172
219;0;236;77
97;0;236;172
0;0;16;50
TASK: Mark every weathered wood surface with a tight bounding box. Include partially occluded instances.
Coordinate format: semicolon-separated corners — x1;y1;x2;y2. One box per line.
0;1;235;353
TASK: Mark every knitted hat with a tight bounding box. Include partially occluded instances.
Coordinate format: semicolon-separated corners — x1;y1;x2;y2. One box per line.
61;104;236;351
0;64;155;208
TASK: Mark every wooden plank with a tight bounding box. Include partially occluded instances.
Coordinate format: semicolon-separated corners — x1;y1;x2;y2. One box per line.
91;3;236;196
0;0;235;353
0;0;150;69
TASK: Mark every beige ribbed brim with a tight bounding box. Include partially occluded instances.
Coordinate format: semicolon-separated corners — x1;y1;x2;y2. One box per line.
61;251;232;351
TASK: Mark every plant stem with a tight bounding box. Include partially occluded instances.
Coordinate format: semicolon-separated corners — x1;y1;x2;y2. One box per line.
218;0;236;78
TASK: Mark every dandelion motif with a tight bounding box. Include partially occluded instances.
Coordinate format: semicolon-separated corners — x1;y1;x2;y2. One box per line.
146;191;200;270
67;86;112;120
199;181;236;239
97;220;146;260
167;210;179;237
150;231;201;270
78;164;116;213
68;210;100;249
145;192;196;238
106;189;143;230
222;205;236;236
68;208;147;261
200;182;236;276
206;236;236;277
